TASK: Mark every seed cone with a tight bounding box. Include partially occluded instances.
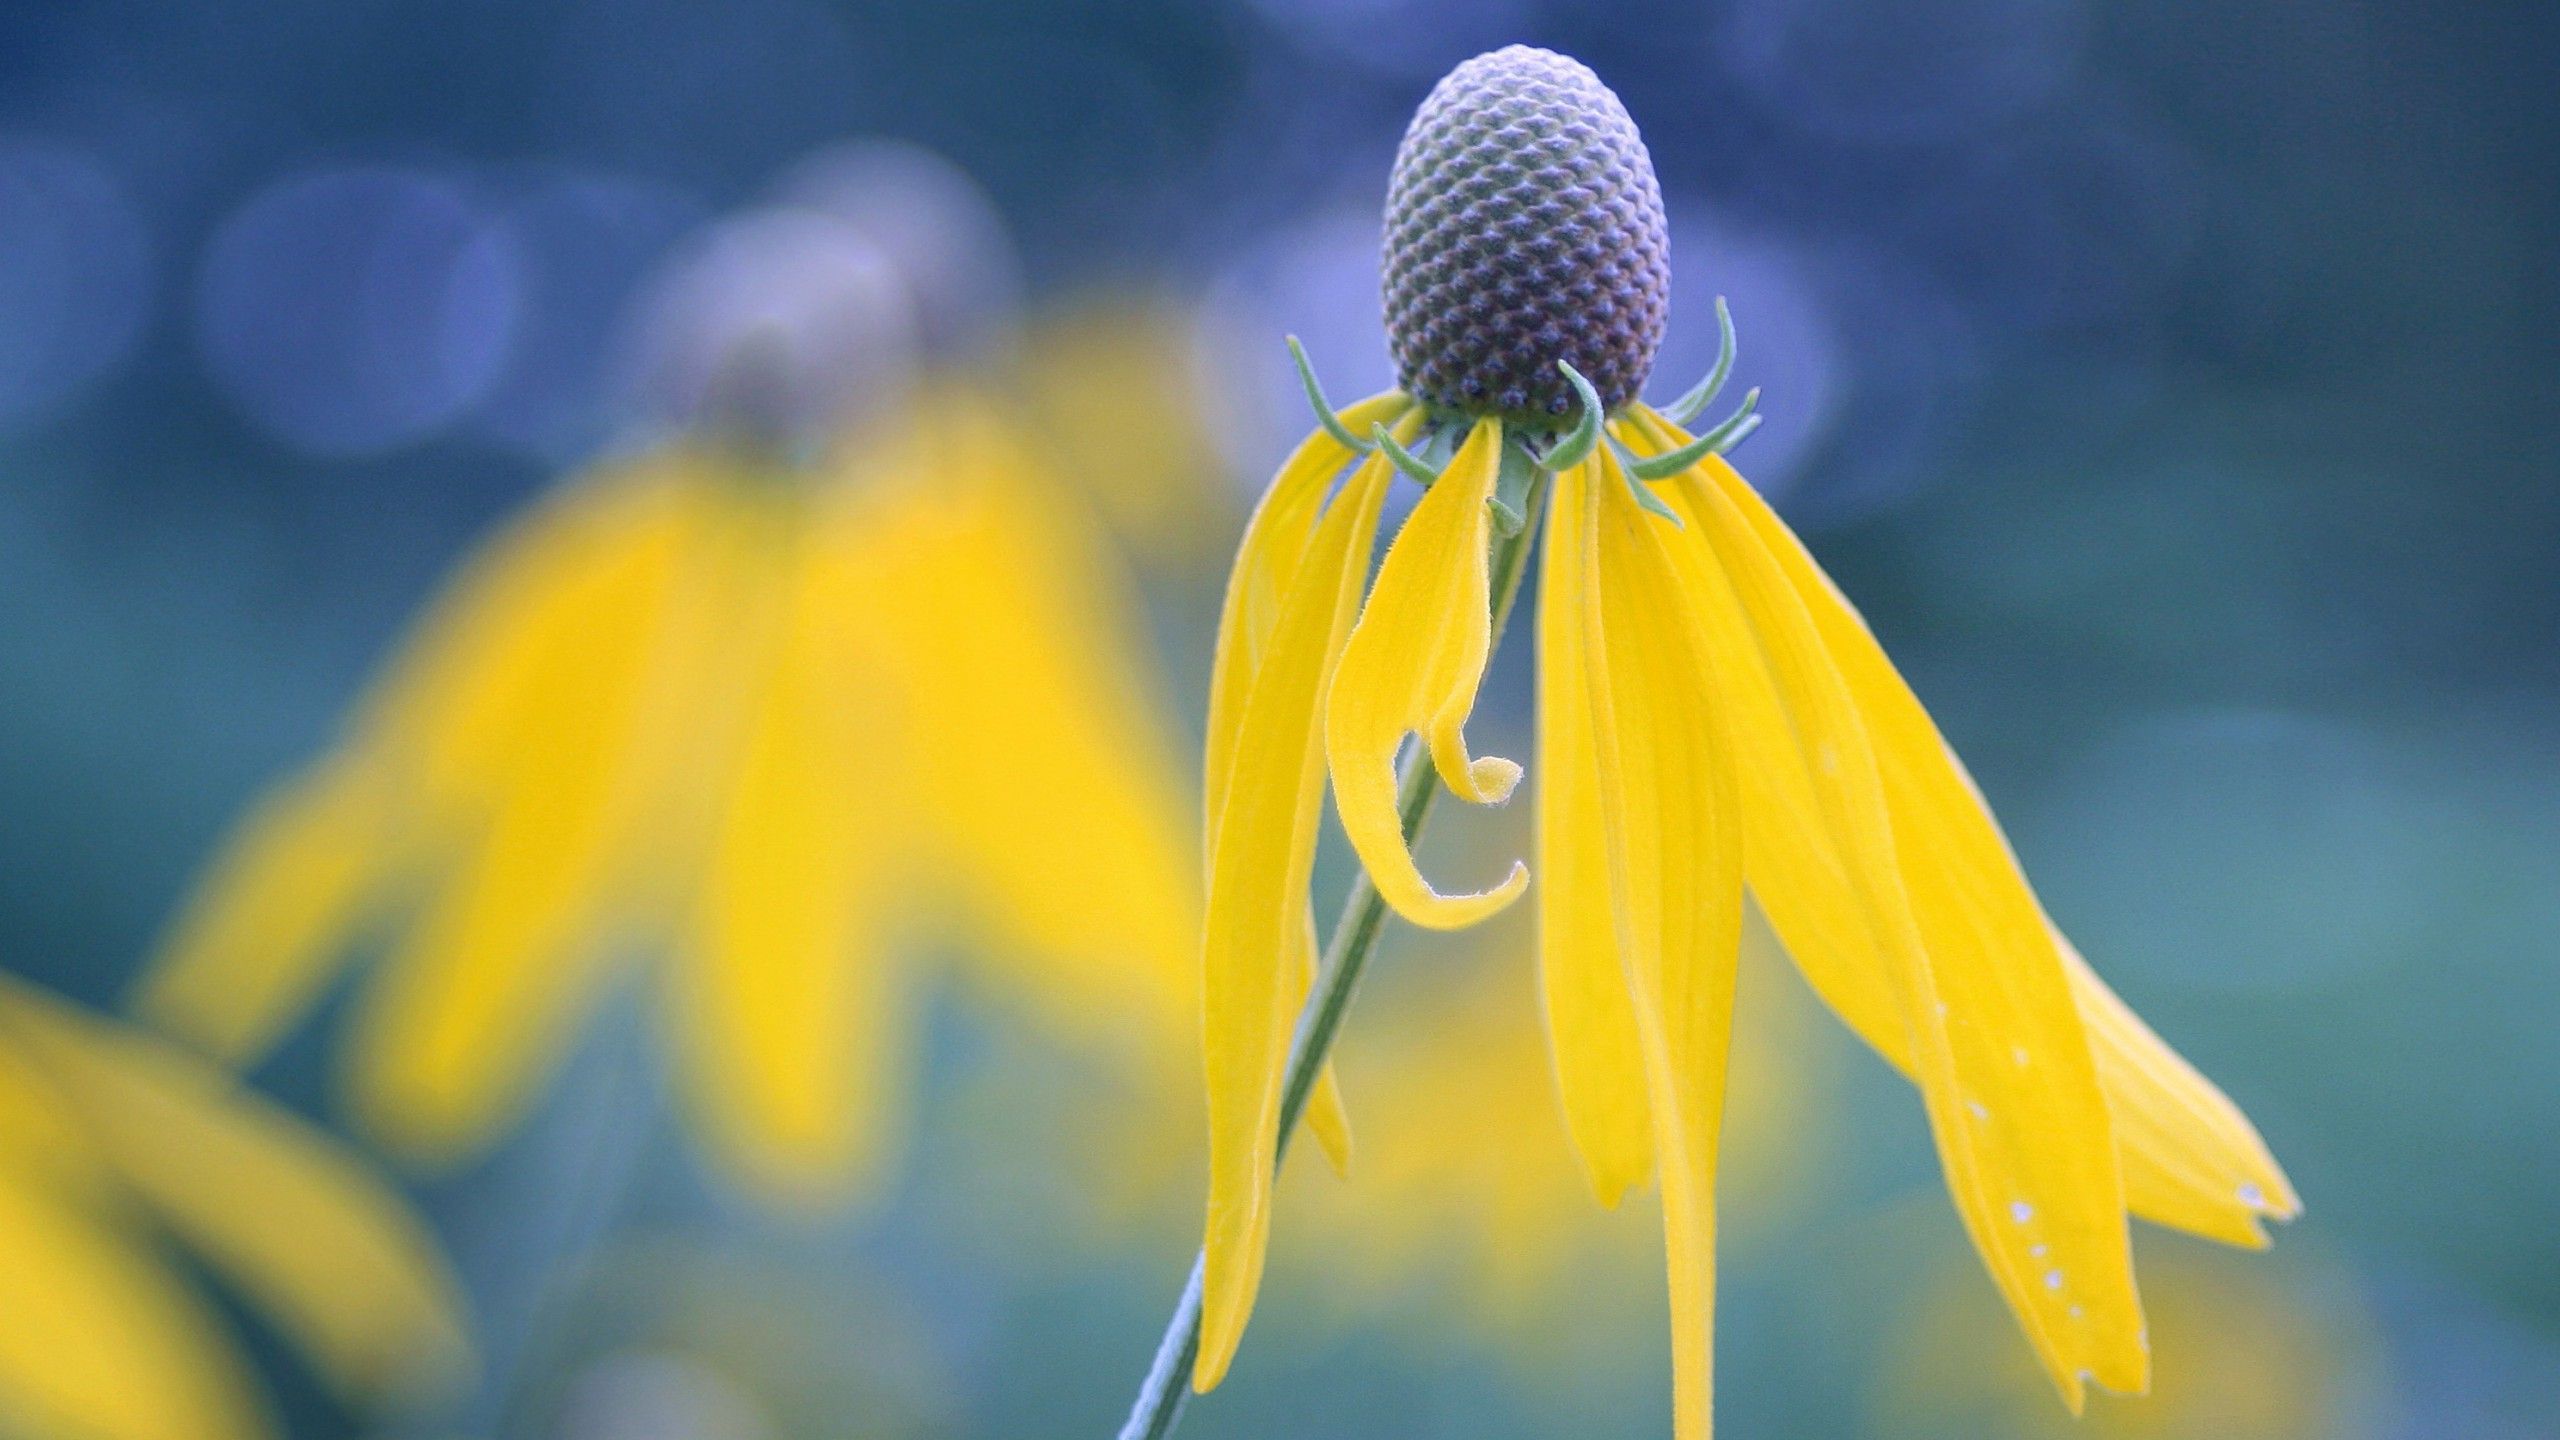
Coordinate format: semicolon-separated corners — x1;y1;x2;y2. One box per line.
1382;46;1671;426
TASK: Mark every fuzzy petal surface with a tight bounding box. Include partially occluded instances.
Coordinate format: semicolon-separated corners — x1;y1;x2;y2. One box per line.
1325;418;1529;929
1196;432;1405;1390
1533;459;1653;1206
1635;413;2147;1404
1576;455;1746;1440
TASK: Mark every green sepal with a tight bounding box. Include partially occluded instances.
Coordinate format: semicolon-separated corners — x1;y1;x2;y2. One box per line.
1627;387;1760;481
1605;435;1686;527
1659;296;1737;425
1541;362;1606;472
1372;423;1444;487
1288;335;1374;454
1489;436;1540;536
1416;423;1460;472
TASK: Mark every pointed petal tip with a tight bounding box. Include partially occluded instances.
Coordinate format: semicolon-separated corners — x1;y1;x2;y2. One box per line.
1191;1322;1239;1393
1580;1166;1643;1213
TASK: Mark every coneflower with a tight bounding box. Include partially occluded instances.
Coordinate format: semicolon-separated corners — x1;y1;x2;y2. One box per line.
1127;46;2295;1440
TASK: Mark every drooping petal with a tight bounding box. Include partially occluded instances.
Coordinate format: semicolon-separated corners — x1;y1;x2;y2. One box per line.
132;757;389;1064
858;403;1209;1076
0;1164;265;1440
1534;459;1653;1206
2061;931;2299;1242
1199;401;1410;1177
1197;436;1402;1392
342;476;719;1162
136;462;707;1074
675;510;908;1205
1;980;469;1403
364;458;701;837
1325;418;1530;929
1622;405;2297;1251
1208;392;1415;826
1641;412;2145;1405
1577;453;1746;1440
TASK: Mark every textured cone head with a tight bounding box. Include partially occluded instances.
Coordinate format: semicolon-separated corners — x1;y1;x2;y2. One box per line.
1383;47;1670;426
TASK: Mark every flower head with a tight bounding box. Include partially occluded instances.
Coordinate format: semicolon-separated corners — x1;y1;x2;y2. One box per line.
138;153;1201;1209
1187;46;2297;1440
1384;45;1669;422
0;972;465;1440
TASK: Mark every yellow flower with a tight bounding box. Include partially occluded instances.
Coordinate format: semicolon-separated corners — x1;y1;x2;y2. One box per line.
137;203;1198;1208
1185;46;2297;1438
0;971;465;1440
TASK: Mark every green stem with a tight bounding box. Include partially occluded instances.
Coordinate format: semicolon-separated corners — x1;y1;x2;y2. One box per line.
1116;462;1548;1440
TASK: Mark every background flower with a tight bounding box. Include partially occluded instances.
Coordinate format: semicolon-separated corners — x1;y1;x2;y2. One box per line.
0;972;465;1440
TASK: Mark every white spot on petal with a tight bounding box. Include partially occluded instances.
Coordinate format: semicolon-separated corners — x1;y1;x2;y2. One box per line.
2012;1045;2031;1067
2069;1305;2085;1320
1966;1100;1989;1121
2238;1181;2268;1209
2009;1200;2034;1224
2043;1269;2064;1291
2029;1244;2048;1259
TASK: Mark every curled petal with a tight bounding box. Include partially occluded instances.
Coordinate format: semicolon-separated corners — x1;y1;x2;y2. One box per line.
1324;419;1529;930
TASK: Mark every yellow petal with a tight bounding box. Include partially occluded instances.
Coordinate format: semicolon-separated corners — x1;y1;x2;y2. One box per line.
1198;404;1410;1183
676;512;909;1206
2;980;469;1402
1325;418;1530;929
135;461;714;1083
344;477;719;1161
1196;437;1401;1392
362;458;699;832
1533;459;1653;1205
1642;412;2145;1404
1579;456;1747;1440
1621;409;2297;1253
2063;931;2300;1242
857;405;1204;1060
1208;392;1415;828
0;1163;266;1440
133;756;388;1064
1288;909;1354;1178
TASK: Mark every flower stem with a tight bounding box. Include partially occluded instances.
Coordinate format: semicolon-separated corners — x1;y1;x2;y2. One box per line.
1116;460;1549;1440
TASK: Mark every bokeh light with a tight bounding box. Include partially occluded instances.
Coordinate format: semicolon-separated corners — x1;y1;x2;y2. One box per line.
0;137;152;431
195;166;521;456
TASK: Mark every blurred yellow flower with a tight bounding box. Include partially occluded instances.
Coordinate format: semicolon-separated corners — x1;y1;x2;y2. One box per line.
136;386;1198;1207
1180;48;2299;1440
0;972;465;1440
1879;1242;2381;1440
